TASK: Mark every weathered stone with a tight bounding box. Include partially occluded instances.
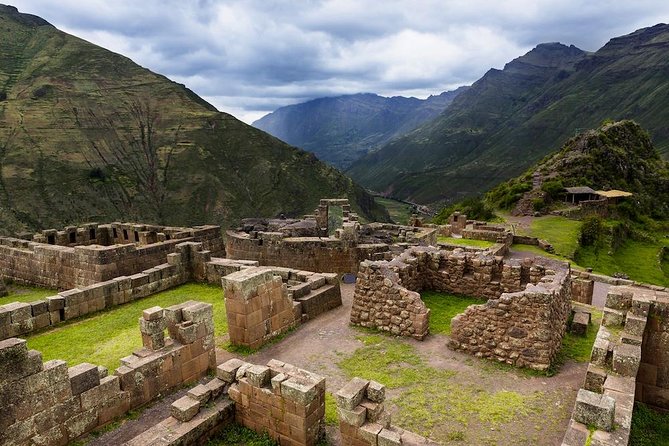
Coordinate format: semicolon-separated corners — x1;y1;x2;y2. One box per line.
187;384;212;404
337;405;367;427
68;363;100;396
378;428;402;446
573;389;615;431
171;395;200;422
216;358;246;383
367;380;386;403
335;377;369;410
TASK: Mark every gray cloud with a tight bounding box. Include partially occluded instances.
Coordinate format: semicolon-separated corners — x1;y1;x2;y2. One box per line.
10;0;669;123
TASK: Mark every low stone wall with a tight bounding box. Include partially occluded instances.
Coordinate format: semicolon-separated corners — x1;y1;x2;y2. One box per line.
0;300;215;446
336;377;438;446
561;285;649;446
571;277;594;305
449;265;572;371
221;358;326;446
222;266;341;349
0;225;224;290
225;230;388;275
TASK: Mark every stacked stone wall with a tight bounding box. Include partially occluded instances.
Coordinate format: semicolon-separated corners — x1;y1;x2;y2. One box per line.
222;266;341;349
220;358;326;446
336;378;438;446
0;300;215;446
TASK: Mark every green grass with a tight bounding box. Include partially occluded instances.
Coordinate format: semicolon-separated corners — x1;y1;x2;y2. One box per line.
0;284;58;305
437;236;496;248
510;244;574;263
339;333;543;442
324;392;338;426
375;197;414;225
630;402;669;446
517;216;582;258
27;283;227;371
561;309;603;362
206;424;277;446
576;238;669;287
421;291;484;335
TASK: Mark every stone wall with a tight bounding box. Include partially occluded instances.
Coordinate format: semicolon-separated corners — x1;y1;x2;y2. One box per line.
222;266;341;349
0;300;215;446
336;377;438;446
351;246;572;370
220;358;326;446
571;277;594;305
225;230;388;275
449;265;572;371
561;285;649;446
0;225;223;290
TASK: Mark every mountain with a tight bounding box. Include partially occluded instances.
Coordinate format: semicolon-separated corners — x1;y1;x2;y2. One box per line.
252;88;467;169
347;24;669;205
487;120;669;217
0;4;388;234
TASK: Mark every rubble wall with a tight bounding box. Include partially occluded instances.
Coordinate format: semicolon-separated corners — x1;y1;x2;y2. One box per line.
0;300;215;446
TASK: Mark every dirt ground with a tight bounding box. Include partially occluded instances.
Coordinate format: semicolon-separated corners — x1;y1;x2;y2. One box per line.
90;283;586;446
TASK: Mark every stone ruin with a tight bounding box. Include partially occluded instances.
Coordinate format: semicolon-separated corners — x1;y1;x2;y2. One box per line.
351;245;572;370
0;278;6;297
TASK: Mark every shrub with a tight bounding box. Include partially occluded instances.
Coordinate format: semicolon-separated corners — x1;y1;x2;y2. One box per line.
579;216;605;247
541;180;564;199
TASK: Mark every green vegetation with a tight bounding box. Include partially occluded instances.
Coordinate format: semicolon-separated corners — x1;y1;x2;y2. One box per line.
433;196;496;223
510;244;572;263
421;291;484;335
324;392;338;426
374;197;414;225
561;309;603;362
27;283;226;371
630;402;669;446
339;333;547;443
0;283;57;304
437;236;496;249
487;180;533;210
206;424;277;446
0;5;388;233
517;216;581;258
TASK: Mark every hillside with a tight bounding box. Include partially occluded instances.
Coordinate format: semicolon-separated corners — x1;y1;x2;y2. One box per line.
0;4;388;234
348;24;669;205
487;120;669;217
253;88;467;169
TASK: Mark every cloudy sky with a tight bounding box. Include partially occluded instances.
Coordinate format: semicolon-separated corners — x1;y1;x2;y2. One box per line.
11;0;669;123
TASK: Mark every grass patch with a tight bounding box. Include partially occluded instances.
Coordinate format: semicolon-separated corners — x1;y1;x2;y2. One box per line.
325;392;338;426
561;309;603;362
27;283;226;371
517;216;581;258
510;244;574;263
420;291;483;335
630;402;669;446
206;423;277;445
375;197;413;225
0;283;58;305
437;236;496;248
339;333;544;442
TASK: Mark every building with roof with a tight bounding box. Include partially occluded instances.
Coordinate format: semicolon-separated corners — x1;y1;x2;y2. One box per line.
564;186;599;204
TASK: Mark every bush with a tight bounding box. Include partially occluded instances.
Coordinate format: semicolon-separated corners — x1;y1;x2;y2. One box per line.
541;180;564;199
532;198;547;212
433;197;495;224
579;215;605;247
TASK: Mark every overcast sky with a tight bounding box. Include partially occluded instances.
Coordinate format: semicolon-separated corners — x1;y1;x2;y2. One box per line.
10;1;669;123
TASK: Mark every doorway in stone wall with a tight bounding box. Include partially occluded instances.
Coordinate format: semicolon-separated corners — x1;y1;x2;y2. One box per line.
327;205;344;236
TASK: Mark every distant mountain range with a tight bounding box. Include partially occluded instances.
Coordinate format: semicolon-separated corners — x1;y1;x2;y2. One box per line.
0;4;388;233
253;88;468;169
347;24;669;205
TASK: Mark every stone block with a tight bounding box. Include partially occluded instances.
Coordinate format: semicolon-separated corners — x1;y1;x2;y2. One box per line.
80;375;120;409
624;313;647;337
217;358;246;383
605;289;631;311
367;380;385;403
570;312;589;336
46;296;65;311
143;306;164;321
246;364;270;387
337;405;367;427
68;363;100;396
359;422;383;446
378;428;402;446
584;364;607;393
281;376;322;406
205;378;226;399
6;302;32;323
361;401;385;423
591;336;610;367
602;308;625;327
182;302;213;324
171;395;200;422
612;344;641;377
30;300;48;316
573;389;615;431
187;384;212;404
336;377;369;410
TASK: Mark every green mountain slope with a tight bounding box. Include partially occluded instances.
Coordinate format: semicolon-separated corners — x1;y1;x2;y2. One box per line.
252;88;467;169
348;24;669;205
0;4;388;233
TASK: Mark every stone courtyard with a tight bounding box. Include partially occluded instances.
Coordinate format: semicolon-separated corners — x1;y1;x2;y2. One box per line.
0;200;666;446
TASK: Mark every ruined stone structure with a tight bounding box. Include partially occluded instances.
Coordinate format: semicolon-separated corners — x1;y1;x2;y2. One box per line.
223;266;341;349
336;377;438;446
351;245;572;370
0;278;6;297
221;358;326;446
0;300;215;446
0;224;223;290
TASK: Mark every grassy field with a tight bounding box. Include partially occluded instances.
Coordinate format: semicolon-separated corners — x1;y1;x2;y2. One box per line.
374;197;413;225
421;291;484;335
517;216;582;258
560;308;603;363
630;402;669;446
0;284;58;305
27;283;227;371
437;236;496;249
